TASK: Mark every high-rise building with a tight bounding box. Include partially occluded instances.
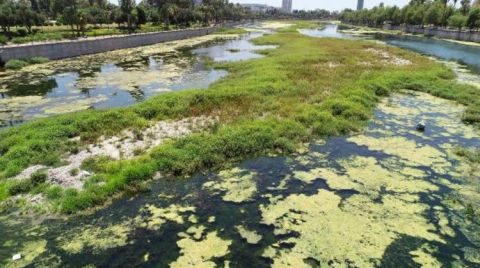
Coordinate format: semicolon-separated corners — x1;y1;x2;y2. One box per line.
357;0;364;10
282;0;292;13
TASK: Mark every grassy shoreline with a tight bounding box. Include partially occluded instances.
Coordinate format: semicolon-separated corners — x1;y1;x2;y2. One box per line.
0;22;479;213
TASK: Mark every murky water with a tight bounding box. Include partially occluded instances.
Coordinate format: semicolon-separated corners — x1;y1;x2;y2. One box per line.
1;90;479;267
0;26;273;127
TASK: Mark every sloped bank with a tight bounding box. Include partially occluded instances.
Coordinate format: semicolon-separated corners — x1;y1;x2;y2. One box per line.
0;22;242;62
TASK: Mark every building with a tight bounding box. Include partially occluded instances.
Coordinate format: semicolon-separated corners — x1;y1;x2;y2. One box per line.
282;0;292;13
241;4;276;13
357;0;364;10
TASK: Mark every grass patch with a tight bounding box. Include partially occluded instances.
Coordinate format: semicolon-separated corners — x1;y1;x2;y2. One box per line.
214;27;248;35
5;59;29;70
0;22;478;213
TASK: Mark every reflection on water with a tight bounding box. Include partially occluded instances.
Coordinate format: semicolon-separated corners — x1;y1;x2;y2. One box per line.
299;24;356;39
0;26;272;127
378;35;480;73
193;32;277;62
1;91;478;267
300;24;480;74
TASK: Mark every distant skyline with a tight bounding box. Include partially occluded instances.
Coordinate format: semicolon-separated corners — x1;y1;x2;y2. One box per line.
231;0;410;11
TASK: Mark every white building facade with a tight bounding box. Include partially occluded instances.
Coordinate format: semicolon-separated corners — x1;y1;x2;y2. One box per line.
282;0;292;13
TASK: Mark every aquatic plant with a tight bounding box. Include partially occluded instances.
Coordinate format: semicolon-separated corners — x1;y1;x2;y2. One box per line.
5;59;29;70
0;21;479;213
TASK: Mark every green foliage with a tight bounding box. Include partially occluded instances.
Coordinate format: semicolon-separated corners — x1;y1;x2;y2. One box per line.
467;7;480;29
30;171;47;185
2;22;479;213
0;35;8;44
8;179;34;195
341;1;480;29
214;27;248;35
28;57;50;64
5;59;28;70
448;14;468;28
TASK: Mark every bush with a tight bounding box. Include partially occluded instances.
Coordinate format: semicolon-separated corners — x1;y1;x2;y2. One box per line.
45;186;63;200
16;29;28;37
28;56;49;64
8;179;34;195
0;35;8;45
5;59;29;70
30;171;47;185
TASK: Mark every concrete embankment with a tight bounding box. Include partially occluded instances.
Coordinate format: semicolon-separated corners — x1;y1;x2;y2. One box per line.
0;23;240;62
384;25;480;43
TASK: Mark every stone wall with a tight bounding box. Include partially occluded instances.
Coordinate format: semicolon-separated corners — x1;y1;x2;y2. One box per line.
0;23;240;63
384;25;480;43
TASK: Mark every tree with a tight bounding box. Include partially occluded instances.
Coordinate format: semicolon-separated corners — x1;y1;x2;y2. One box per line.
160;3;178;29
135;6;146;27
424;2;444;26
448;13;467;28
0;0;16;33
460;0;471;15
466;7;480;29
120;0;135;32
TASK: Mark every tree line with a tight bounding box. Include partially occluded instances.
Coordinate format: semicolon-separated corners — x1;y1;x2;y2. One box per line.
340;0;480;30
0;0;249;37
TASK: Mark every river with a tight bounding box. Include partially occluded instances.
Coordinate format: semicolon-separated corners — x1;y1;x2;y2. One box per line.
0;23;479;267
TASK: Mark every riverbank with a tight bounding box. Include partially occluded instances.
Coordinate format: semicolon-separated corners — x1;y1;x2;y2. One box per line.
340;23;480;47
0;22;243;63
0;21;479;214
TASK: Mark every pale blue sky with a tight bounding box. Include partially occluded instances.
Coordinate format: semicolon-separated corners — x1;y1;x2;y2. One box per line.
232;0;410;11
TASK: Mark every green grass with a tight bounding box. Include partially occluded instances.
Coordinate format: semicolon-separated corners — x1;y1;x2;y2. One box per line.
4;59;29;70
0;22;479;213
4;57;50;70
214;27;249;35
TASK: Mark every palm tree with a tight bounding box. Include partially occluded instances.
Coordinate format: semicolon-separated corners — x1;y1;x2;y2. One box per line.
160;3;178;29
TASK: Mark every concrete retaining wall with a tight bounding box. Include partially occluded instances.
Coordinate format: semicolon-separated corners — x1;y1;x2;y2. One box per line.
0;23;240;62
384;25;480;43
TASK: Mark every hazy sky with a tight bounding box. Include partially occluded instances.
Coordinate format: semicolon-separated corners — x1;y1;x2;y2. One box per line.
232;0;410;11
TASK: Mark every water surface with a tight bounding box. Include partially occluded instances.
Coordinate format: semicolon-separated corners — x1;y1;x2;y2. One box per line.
300;24;480;74
0;27;272;127
1;90;479;267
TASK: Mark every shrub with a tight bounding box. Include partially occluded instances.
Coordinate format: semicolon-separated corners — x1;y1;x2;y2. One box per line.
5;59;29;70
28;57;49;64
123;162;155;183
30;171;47;185
16;29;28;37
69;168;79;176
45;186;63;200
8;179;34;195
0;35;8;45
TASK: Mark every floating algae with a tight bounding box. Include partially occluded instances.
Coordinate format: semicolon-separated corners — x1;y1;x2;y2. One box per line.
42;95;109;114
57;222;130;254
135;204;196;231
170;231;231;268
186;225;206;240
260;189;443;267
347;136;449;168
203;168;258;203
409;244;442;268
235;225;262;245
4;240;47;268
